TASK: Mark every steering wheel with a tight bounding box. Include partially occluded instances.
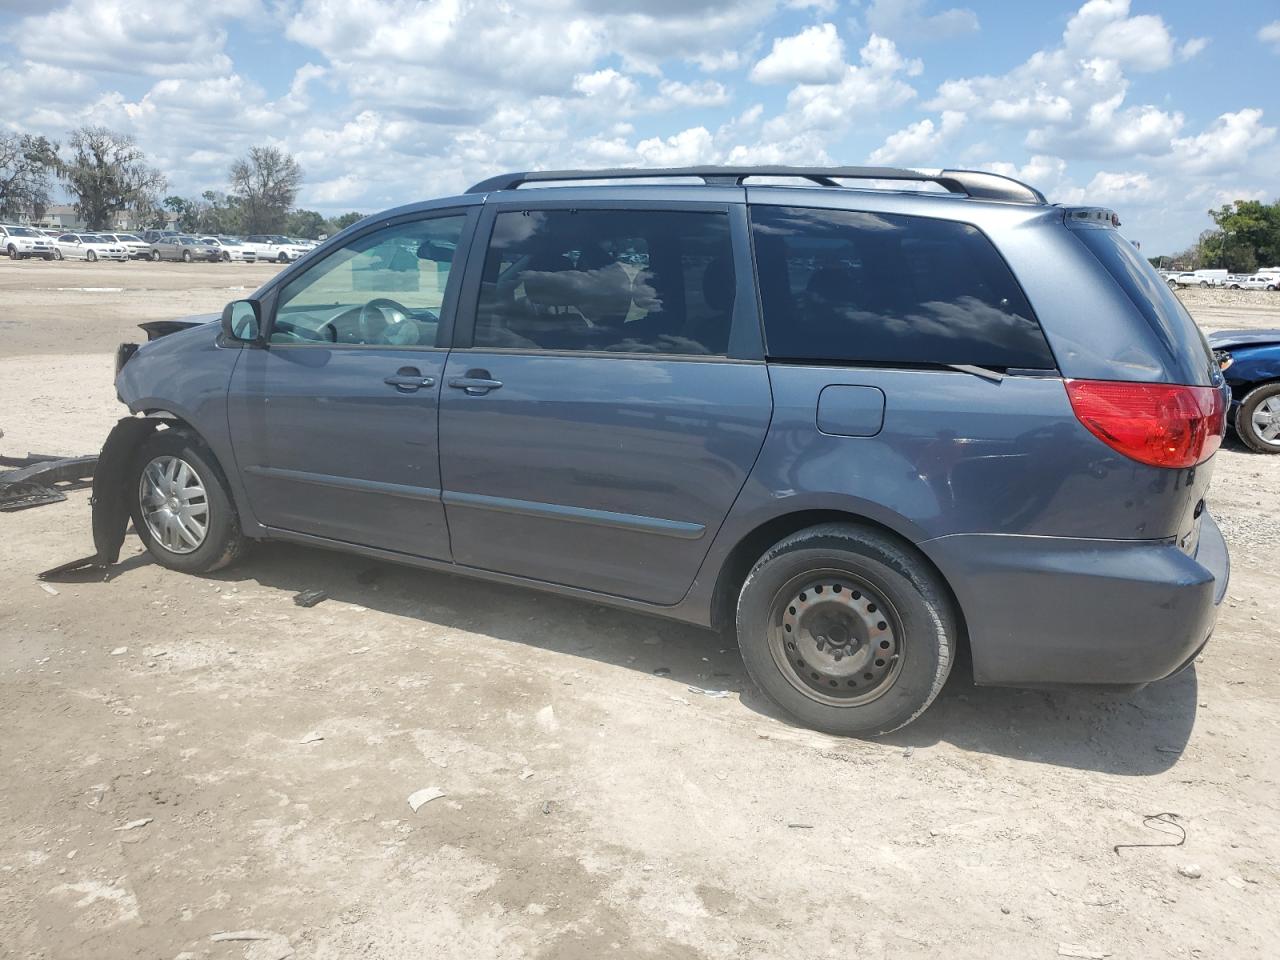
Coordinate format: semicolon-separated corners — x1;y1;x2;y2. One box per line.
357;298;413;344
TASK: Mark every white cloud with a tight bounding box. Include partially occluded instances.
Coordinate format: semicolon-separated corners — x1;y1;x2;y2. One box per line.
750;23;846;85
635;126;716;166
1260;20;1280;52
573;69;640;103
1178;37;1209;60
864;0;979;40
1062;0;1175;72
655;79;731;108
16;0;259;77
762;35;920;140
868;110;966;164
1168;108;1278;175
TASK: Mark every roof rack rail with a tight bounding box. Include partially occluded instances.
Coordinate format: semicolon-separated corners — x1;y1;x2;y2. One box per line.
465;166;1046;205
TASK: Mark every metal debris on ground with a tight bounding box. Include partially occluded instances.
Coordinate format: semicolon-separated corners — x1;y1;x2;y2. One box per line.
0;451;97;511
687;686;731;698
39;583;59;596
407;787;446;812
1057;945;1110;959
210;931;273;942
1113;812;1186;855
293;588;328;608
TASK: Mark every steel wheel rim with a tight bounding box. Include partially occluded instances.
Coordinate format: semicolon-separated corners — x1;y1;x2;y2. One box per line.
139;455;210;554
1252;396;1280;446
767;569;904;707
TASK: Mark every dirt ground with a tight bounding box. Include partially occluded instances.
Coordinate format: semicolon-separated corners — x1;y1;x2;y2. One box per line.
1;261;1278;960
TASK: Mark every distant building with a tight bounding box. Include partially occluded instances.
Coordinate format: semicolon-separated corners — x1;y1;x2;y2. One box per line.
26;205;171;232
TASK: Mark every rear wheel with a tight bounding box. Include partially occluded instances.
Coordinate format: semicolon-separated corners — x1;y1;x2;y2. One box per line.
1166;278;1178;289
1199;280;1209;287
1237;382;1280;454
53;248;63;261
151;249;161;262
182;249;192;262
735;523;956;736
129;429;246;573
6;245;17;260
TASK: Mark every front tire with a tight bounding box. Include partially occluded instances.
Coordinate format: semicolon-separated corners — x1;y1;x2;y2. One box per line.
6;245;18;260
151;249;161;261
735;524;956;736
277;252;290;264
129;429;246;573
222;251;231;262
1237;382;1280;454
87;250;97;262
53;248;63;261
182;249;192;262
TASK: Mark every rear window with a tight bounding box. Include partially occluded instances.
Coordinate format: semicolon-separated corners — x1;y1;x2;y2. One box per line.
750;206;1055;369
1071;225;1216;383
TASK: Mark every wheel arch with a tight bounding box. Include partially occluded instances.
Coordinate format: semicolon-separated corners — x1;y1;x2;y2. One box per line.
708;509;969;662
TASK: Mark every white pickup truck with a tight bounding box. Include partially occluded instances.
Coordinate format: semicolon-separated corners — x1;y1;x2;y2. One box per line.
1167;269;1229;288
241;234;311;264
1;224;57;260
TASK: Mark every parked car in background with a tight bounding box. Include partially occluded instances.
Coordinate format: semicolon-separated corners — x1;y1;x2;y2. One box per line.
149;236;220;263
100;233;152;260
1169;269;1229;288
1;224;57;260
99;164;1230;736
241;234;310;263
143;229;180;244
1212;330;1280;453
1226;274;1278;291
200;237;258;263
53;233;129;262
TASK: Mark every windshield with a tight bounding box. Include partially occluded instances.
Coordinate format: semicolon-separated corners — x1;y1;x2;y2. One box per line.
118;234;141;242
200;239;218;245
9;227;39;237
81;235;106;243
178;236;197;243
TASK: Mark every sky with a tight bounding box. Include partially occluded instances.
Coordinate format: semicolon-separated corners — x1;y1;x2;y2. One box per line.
1;0;1277;254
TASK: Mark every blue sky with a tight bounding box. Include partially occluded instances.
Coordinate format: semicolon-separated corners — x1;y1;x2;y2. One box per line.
2;0;1277;253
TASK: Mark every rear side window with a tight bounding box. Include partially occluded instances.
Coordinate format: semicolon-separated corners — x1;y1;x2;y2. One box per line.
751;206;1055;369
473;209;736;356
1071;225;1215;384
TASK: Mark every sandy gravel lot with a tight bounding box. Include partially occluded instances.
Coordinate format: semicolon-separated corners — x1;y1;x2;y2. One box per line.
1;262;1278;959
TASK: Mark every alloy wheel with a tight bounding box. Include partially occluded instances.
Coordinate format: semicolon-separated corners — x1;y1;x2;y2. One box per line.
139;455;210;554
1252;396;1280;447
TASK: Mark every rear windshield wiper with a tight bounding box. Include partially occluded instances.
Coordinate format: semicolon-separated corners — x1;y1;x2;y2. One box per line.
945;363;1005;382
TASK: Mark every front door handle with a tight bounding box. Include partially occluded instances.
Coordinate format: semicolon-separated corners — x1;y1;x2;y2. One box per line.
384;367;435;392
449;370;503;395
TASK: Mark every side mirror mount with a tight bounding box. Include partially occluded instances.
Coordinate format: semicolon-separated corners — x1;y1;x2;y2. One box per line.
221;299;263;343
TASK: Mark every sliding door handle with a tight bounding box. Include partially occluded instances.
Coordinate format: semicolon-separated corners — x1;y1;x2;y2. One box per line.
449;371;503;395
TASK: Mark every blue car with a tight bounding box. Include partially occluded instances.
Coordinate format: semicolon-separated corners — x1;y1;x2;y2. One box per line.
64;165;1231;736
1210;330;1280;453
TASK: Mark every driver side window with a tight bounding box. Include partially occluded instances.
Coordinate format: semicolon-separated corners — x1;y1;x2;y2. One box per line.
271;214;466;347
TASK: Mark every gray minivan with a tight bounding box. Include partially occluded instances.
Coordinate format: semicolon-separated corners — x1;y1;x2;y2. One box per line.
85;166;1230;735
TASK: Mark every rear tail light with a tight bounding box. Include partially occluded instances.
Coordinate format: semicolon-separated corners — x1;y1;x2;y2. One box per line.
1065;379;1226;468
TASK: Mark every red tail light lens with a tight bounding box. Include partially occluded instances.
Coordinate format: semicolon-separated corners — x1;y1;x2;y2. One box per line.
1065;379;1226;468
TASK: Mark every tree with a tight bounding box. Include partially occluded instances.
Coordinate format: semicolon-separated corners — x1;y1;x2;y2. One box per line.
0;133;60;221
286;208;327;239
329;211;365;232
61;127;166;230
229;146;302;234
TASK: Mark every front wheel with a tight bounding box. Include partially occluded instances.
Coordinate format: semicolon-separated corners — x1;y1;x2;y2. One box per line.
129;429;246;573
151;250;161;262
6;245;17;260
735;524;956;736
1237;382;1280;454
222;251;231;262
277;252;290;264
87;250;97;262
182;249;192;262
53;248;63;261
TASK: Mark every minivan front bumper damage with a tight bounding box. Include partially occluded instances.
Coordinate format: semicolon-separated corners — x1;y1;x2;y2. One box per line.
921;512;1229;687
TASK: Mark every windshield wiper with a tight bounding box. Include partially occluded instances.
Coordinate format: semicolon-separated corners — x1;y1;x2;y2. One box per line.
945;363;1005;383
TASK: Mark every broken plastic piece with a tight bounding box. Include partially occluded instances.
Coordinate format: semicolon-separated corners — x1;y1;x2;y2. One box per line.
408;787;445;812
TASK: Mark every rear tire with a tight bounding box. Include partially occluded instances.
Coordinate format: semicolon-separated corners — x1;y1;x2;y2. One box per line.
151;250;161;262
735;523;956;736
182;249;192;263
129;429;246;573
53;248;63;261
277;252;289;264
1236;382;1280;454
6;245;17;260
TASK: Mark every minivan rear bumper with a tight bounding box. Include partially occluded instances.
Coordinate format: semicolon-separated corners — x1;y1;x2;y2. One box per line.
921;511;1229;686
